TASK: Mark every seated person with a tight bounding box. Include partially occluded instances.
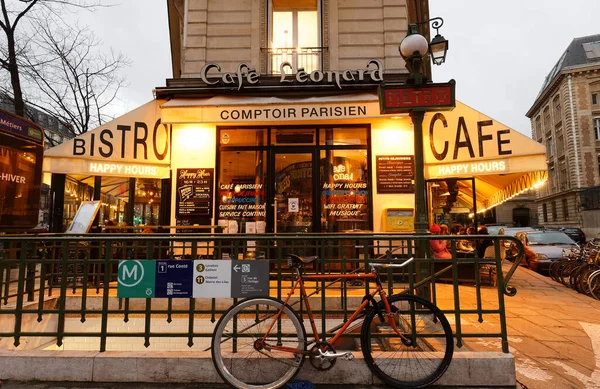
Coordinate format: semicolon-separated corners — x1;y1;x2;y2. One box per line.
429;224;452;259
476;225;493;258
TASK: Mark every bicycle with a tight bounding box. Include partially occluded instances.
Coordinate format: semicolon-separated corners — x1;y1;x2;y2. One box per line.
211;254;454;389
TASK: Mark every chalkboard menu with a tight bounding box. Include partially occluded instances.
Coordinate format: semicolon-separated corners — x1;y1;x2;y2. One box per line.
176;168;214;218
376;155;414;194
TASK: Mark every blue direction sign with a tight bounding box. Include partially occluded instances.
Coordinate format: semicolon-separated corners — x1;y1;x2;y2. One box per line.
155;260;194;298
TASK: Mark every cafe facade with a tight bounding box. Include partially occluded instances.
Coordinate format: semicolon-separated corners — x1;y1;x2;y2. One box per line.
42;0;548;234
43;65;547;235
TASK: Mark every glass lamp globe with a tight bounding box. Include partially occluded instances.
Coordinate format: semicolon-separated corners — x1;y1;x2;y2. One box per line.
399;33;429;59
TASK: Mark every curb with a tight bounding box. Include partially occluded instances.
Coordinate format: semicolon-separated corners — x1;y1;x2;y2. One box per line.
0;350;515;387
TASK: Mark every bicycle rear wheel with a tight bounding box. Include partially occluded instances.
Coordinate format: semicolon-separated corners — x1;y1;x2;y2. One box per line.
211;297;306;389
360;294;454;389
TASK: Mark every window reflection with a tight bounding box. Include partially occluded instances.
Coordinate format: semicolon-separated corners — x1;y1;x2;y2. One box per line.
320;149;369;232
218;150;267;234
270;0;320;73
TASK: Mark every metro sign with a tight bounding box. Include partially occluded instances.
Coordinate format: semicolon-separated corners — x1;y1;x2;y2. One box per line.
378;80;456;114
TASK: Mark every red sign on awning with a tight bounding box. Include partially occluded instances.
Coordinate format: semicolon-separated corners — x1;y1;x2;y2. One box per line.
378;81;456;114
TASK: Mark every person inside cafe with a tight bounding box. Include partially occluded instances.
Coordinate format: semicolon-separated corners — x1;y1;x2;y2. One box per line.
476;225;494;258
429;224;452;259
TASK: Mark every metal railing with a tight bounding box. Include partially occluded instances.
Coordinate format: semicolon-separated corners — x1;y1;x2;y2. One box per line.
264;47;327;74
0;233;523;353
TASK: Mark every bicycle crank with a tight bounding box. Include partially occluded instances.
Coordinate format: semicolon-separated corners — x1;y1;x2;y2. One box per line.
309;341;354;370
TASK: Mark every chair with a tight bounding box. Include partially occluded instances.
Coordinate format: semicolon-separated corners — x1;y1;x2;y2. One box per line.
482;245;501;286
483;245;506;260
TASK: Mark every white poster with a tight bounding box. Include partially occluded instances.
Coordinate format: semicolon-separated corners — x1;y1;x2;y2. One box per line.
288;198;299;213
193;260;231;298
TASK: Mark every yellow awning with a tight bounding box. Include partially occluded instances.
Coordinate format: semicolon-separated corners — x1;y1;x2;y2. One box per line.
424;101;547;211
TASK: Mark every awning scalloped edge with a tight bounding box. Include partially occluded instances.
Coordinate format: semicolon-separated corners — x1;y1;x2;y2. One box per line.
481;170;548;211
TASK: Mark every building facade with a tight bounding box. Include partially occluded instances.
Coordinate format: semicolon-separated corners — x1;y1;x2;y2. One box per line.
42;0;548;243
527;34;600;237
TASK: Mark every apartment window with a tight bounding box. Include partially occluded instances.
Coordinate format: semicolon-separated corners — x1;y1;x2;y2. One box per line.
535;116;542;138
553;95;561;122
562;199;569;220
269;0;320;73
547;136;554;157
557;133;564;155
595;118;600;140
559;165;567;190
593;93;599;105
543;106;551;131
550;167;556;191
551;201;557;221
542;203;548;222
597;155;600;177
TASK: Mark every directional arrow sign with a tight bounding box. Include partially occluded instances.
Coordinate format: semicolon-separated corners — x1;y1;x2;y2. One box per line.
233;264;241;272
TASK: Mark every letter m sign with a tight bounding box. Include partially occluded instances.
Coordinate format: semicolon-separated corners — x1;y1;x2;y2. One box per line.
117;260;156;298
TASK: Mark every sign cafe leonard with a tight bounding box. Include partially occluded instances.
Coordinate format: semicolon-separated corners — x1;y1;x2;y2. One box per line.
198;59;384;90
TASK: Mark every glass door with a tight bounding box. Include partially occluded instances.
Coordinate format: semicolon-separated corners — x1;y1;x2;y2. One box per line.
272;150;315;233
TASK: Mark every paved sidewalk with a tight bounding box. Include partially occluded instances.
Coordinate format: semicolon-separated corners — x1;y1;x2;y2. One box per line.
463;265;600;389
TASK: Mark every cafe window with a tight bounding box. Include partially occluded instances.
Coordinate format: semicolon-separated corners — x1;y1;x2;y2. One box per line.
217;126;370;234
217;150;267;233
133;179;161;226
219;128;267;147
271;128;316;146
320;148;369;232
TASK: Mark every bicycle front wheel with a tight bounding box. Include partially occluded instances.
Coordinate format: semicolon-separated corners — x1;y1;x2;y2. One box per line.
360;294;454;389
211;297;307;389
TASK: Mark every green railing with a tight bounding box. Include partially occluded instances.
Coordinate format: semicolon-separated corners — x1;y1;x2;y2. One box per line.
0;233;523;353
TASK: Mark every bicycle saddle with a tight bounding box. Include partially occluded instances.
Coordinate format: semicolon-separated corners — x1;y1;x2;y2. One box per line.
286;253;318;267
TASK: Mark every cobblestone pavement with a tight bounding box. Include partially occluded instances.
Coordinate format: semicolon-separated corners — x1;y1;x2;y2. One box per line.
457;265;600;389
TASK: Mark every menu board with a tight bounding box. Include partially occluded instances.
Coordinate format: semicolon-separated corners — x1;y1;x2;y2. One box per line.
376;155;414;194
176;168;214;218
66;200;101;234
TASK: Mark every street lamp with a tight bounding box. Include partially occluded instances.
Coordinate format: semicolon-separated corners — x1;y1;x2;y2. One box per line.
398;18;449;296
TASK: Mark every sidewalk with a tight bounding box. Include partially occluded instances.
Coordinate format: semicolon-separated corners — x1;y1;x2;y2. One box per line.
1;265;598;388
463;265;600;389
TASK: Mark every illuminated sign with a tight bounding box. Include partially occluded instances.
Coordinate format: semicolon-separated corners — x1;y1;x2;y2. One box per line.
219;105;368;121
333;164;353;181
378;81;456;114
435;160;507;176
89;162;159;176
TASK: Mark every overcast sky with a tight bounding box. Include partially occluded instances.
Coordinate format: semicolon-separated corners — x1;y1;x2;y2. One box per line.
80;1;600;137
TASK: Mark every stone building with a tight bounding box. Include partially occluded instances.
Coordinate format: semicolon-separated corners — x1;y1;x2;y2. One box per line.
526;34;600;238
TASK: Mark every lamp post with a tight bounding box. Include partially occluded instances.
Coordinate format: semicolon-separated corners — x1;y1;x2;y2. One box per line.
399;20;448;235
378;19;451;298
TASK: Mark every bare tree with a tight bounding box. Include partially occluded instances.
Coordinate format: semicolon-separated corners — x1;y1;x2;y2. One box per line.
0;0;104;117
22;20;129;142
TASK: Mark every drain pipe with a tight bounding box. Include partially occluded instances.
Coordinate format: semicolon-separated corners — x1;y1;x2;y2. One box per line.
568;74;581;188
183;0;189;49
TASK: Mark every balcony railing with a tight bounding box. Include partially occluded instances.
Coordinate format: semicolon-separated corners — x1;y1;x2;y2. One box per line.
264;46;327;74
